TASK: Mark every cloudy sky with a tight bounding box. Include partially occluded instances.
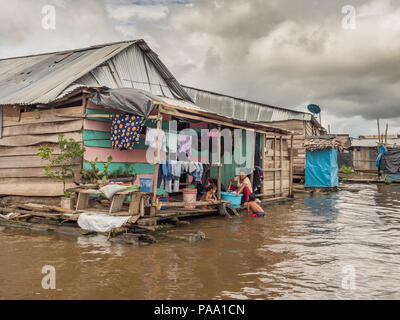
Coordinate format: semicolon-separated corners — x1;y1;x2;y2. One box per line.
1;0;399;137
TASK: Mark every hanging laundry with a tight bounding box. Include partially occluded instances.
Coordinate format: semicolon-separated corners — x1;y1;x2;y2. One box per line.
170;160;182;192
188;162;203;182
178;134;193;157
145;128;167;151
166;131;178;153
111;113;145;150
162;160;173;193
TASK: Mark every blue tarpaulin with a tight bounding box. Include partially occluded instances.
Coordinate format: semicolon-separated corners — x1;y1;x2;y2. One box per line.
305;148;338;188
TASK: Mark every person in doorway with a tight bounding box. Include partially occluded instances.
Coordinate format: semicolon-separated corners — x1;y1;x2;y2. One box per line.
247;194;265;218
228;170;253;205
201;184;217;209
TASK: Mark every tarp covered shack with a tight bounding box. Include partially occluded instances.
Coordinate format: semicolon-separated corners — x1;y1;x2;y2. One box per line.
304;136;342;188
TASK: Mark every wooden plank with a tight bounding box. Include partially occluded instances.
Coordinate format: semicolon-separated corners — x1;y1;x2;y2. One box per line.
0;132;82;147
3;106;84;127
109;194;125;214
0;145;60;157
2;119;83;137
2;106;20;122
0;155;81;169
0;166;79;178
159;106;255;132
76;193;90;210
129;193;142;215
157;200;228;208
0;177;75;196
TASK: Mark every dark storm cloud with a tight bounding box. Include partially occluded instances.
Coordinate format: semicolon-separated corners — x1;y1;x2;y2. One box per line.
0;0;399;136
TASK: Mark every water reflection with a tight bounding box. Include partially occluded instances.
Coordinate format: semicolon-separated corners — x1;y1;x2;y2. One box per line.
0;184;400;299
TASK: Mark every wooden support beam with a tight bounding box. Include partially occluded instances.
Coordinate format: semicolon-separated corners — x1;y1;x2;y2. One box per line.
155;200;228;208
217;125;222;200
280;136;283;195
273;137;276;195
289;135;294;197
159;106;255;132
250;132;256;185
261;133;265;192
151;112;162;216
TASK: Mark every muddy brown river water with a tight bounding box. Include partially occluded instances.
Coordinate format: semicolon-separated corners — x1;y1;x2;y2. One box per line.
1;183;400;299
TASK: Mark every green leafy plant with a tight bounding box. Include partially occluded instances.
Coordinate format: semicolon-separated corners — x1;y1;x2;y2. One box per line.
339;165;353;174
38;134;85;198
83;156;113;184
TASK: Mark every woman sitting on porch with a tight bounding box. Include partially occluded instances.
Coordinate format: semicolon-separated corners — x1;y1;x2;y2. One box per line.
227;170;253;205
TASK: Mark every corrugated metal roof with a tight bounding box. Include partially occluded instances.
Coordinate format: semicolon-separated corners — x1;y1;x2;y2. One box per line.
183;85;313;122
161;96;292;134
0;40;192;106
351;138;400;148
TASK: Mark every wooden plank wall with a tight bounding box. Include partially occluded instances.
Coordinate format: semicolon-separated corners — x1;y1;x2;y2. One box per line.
262;135;291;197
259;120;305;176
0;106;84;196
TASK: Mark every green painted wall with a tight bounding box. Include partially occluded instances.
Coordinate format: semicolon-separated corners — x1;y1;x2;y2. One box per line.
83;162;154;175
210;131;255;189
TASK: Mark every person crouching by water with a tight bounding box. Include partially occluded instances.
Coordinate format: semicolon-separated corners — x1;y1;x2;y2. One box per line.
228;170;253;205
247;194;265;217
201;184;217;209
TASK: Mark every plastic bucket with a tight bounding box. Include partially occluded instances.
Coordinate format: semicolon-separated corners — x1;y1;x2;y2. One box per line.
183;188;197;209
140;178;152;193
221;192;243;208
158;196;170;210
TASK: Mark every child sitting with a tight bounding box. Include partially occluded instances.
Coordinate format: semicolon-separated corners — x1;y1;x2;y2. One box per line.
247;194;265;217
201;184;217;209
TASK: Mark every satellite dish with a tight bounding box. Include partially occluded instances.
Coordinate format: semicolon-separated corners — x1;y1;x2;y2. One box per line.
307;104;321;115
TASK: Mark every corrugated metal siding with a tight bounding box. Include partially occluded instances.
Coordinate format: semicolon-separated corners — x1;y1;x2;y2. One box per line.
183;86;312;122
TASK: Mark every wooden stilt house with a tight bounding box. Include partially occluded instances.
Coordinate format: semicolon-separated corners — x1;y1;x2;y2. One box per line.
0;41;294;220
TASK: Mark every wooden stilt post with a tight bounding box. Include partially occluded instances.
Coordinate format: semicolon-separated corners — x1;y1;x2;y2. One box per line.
273;136;276;197
280;136;283;196
289;134;294;197
250;131;256;185
217;125;222;200
261;133;265;195
151;112;162;217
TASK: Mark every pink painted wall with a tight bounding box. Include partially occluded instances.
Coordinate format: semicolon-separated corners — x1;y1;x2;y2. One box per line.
84;146;166;164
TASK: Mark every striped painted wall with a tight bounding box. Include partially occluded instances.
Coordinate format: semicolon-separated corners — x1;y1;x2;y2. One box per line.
83;103;173;185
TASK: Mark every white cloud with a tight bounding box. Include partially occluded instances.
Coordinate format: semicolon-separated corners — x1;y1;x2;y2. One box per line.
106;4;169;21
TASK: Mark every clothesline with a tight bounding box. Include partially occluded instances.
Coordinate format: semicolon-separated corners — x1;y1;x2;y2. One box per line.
158;160;211;193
